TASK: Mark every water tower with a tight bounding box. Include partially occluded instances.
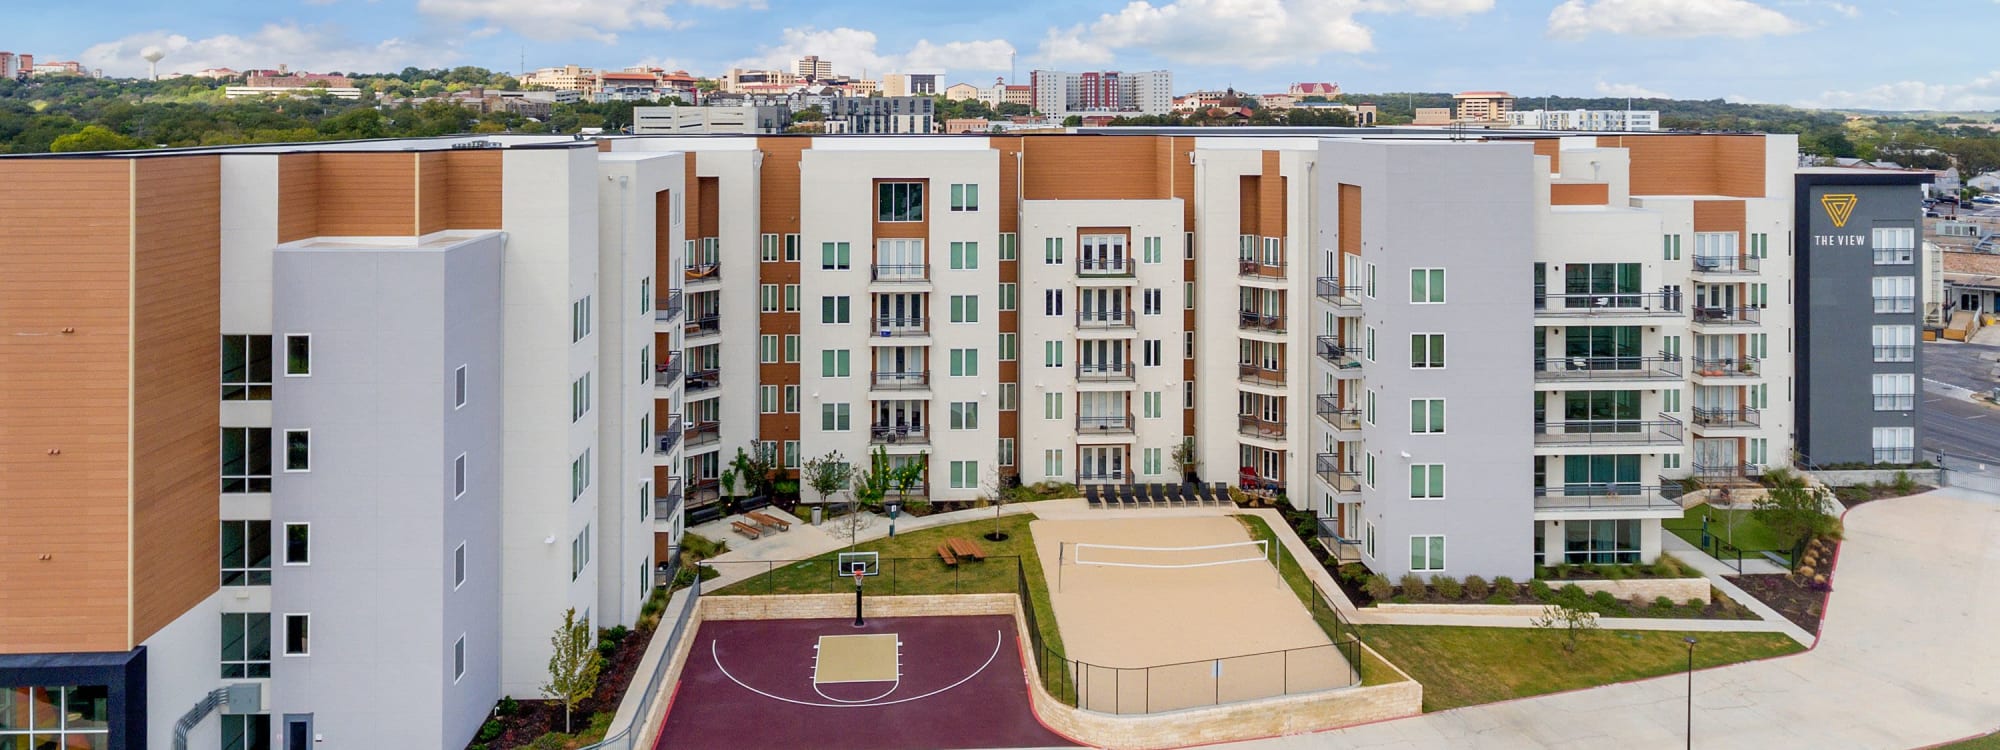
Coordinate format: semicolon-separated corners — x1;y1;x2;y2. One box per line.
141;48;164;80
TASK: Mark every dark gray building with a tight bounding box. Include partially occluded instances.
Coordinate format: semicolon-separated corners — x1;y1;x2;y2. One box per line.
1795;168;1932;466
825;96;935;134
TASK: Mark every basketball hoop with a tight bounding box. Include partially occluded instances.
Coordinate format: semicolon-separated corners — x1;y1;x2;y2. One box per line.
852;569;865;587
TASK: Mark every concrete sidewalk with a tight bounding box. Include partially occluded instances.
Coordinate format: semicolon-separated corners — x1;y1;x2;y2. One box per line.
1662;534;1815;645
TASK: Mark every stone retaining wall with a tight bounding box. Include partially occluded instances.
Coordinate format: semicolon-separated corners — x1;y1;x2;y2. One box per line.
1565;577;1710;604
1809;468;1942;488
1372;603;1549;616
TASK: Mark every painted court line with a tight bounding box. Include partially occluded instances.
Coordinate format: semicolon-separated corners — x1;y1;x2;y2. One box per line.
711;630;1004;709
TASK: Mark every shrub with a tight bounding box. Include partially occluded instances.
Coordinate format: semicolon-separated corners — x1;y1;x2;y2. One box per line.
1892;470;1917;495
596;638;618;661
604;625;629;641
1591;590;1621;611
528;733;567;750
1493;576;1519;599
1528;579;1553;600
1339;563;1368;583
1652;554;1686;578
1556;583;1587;607
1653;596;1676;611
478;719;504;742
1399;572;1429;599
1604;564;1628;581
497;696;521;716
1486;593;1512;605
1363;575;1394;602
1463;575;1491;600
1551;562;1571;578
1685;598;1705;609
1433;575;1463;600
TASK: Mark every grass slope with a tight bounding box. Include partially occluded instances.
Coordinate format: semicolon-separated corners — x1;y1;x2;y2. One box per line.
1663;504;1788;554
1234;514;1402;686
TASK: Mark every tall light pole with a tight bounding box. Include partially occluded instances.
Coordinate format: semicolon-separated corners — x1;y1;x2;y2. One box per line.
1680;636;1696;748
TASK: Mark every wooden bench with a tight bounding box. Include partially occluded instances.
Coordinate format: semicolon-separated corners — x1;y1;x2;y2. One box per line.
947;537;986;562
730;520;763;540
937;544;959;566
747;511;790;532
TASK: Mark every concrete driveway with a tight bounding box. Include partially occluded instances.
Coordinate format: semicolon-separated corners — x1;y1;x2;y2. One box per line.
1218;488;2000;749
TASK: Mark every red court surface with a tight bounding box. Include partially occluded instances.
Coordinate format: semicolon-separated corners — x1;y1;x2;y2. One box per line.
656;614;1076;750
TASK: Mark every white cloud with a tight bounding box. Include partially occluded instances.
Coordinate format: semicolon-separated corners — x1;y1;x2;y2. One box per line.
1034;0;1492;69
415;0;703;43
1803;70;2000;111
82;24;457;77
1595;81;1670;98
1547;0;1803;39
1827;2;1860;18
736;27;1016;76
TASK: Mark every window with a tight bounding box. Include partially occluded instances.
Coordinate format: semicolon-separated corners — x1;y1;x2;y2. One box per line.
1563;519;1641;564
760;335;779;364
784;385;801;413
950;295;978;323
221;520;272;586
1872;277;1915;313
785;234;802;261
222;335;274;400
1873;226;1915;264
1410;398;1445;434
640;481;652;522
784;335;801;362
222;714;271;750
821;295;852;324
1872;373;1915;411
1143;288;1162;315
571;296;591;342
1872;426;1915;464
950;460;979;488
1662;234;1681;260
1143;391;1162;419
1365;263;1376;298
879;182;925;222
998;333;1017;361
1044;237;1064;265
784;285;801;312
784;440;801;469
1873;325;1915;362
639;415;650;453
1365;327;1376;361
820;242;852;270
761;233;781;262
455;454;467;497
761;284;780;313
760;385;779;414
950;348;979;377
454;635;467;682
571;451;589;501
999;232;1017;260
1044;289;1065;316
1143;340;1162;367
1365;390;1376;424
455;365;468;407
1364;453;1376;487
998;383;1017;411
1410;334;1445;368
1;686;111;747
999;283;1017;311
640;277;653;315
222;427;273;493
999;438;1015;466
950;183;979;211
1185;331;1195;359
454;542;467;588
1143;236;1163;264
822;403;852;431
1409;536;1445;572
1409;464;1445;499
1410;268;1445;303
1365;522;1376;559
284;334;311;376
1045;340;1064;367
221;612;272;678
282;614;309;656
820;349;852;378
952;241;984;270
283;430;310;472
280;522;309;566
1044;392;1065;420
1044;449;1065;478
571;373;591;422
950;402;979;430
570;526;591;580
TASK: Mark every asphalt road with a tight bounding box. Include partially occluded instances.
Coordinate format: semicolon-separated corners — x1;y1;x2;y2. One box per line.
1924;391;2000;467
1924;340;2000;392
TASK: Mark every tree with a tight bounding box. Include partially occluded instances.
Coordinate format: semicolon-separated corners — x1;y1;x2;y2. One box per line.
1062;115;1083;127
1753;469;1838;554
890;452;929;515
801;451;854;508
540;607;602;734
980;466;1018;542
1170;439;1200;484
728;443;780;502
49;125;142;152
1531;602;1600;654
846;447;896;549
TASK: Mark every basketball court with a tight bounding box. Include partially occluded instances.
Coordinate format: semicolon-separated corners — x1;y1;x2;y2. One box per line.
1030;516;1350;713
656;614;1075;750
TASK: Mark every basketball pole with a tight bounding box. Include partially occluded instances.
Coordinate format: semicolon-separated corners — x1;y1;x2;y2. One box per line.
853;569;865;627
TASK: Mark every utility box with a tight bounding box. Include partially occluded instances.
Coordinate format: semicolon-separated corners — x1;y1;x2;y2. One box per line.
222;683;263;714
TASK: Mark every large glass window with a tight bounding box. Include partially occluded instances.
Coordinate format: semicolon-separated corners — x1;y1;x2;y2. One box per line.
221;613;272;678
1563;326;1640;367
222;714;272;750
1562;262;1641;308
0;686;110;746
221;335;273;400
1564;518;1641;564
877;182;924;222
1563;390;1640;426
222;427;273;493
1409;535;1445;572
1563;455;1640;494
221;520;272;586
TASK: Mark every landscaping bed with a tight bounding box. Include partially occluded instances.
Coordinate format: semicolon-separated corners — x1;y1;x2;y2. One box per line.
1333;556;1753;620
469;617;650;749
1725;573;1828;633
1833;479;1934;509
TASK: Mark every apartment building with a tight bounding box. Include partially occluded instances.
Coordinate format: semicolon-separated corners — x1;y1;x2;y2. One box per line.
1453;91;1516;123
1029;70;1174;116
796;55;834;81
883;73;942;98
520;65;597;92
1508;109;1662;132
633;105;791;134
823;97;936;134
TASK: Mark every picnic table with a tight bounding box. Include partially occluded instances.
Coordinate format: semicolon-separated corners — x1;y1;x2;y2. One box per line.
730;520;762;540
746;511;790;532
945;537;986;562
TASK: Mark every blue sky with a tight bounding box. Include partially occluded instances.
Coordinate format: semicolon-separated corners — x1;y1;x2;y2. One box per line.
17;0;2000;111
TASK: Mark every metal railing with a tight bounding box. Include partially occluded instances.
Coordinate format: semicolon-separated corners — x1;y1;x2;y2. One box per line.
1239;259;1287;279
1874;247;1914;265
1315;277;1362;308
1533;416;1684;446
870;316;929;338
1693;407;1761;428
1534;291;1683;316
654;477;684;520
871;371;930;390
655;289;684;322
1874;296;1917;314
869;423;930;445
655;351;683;386
1239;364;1286;388
1690;356;1759;377
1693;462;1760;478
684;421;721;449
1077;414;1135;434
685;368;720;394
1873;448;1917;464
1873;394;1916;411
1077;361;1136;382
1238;310;1286;333
1315;395;1361;430
1314;454;1360;493
1079;256;1135;276
1692;306;1759;326
1315;336;1361;371
1533;482;1685;512
1691;255;1759;274
1078;469;1134;484
1534;354;1683;381
1077;309;1135;329
684;314;721;338
655;415;683;455
870;264;929;283
1239;415;1286;440
567;572;705;750
1873;345;1915;362
684;262;721;283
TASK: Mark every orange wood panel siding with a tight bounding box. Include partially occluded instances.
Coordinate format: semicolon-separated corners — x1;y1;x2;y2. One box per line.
1692;200;1747;235
1259;151;1285;237
757;138;809;449
0;160;135;653
1238;176;1261;236
1338;184;1362;258
416;152;449;236
696;177;720;240
1021;136;1169;201
1551;182;1611;206
655;189;675;275
683;156;701;240
995;137;1023;234
445;150;503;229
277;153;321;243
1530;139;1562;174
1712;136;1769;198
129;156;223;644
316;152;417;236
1601;134;1767;198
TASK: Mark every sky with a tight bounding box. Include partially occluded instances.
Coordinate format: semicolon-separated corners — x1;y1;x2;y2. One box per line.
13;0;2000;111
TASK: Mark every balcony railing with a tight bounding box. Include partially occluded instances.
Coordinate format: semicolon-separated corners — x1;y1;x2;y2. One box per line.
1316;336;1362;371
1078;469;1134;484
1534;291;1683;316
1239;415;1286;440
1873;345;1915;362
886;480;929;499
684;421;721;449
656;289;684;322
655;415;683;455
1694;462;1760;479
1874;394;1916;411
1077;310;1134;329
1315;394;1361;430
1077;361;1136;382
1239;364;1286;388
1238;310;1286;333
870;264;929;283
685;263;721;283
685;314;722;338
871;371;930;390
1533;481;1686;513
1690;357;1759;377
689;478;722;506
685;368;720;394
1691;255;1759;274
1534;354;1683;381
1315;454;1361;493
655;351;683;386
1874;297;1916;314
1078;256;1134;277
1874;247;1914;265
1315;277;1362;308
1692;306;1760;326
1239;259;1286;280
870;423;930;445
1871;448;1917;464
870;316;929;338
655;477;684;520
1077;414;1135;434
1692;407;1760;428
1533;416;1684;446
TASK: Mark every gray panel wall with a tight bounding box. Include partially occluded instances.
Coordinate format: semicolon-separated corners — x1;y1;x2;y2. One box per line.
1797;180;1925;465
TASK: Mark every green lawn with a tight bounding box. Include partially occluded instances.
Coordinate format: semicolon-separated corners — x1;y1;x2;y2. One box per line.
1663;504;1788;556
1938;731;2000;749
1234;514;1402;686
1358;624;1804;712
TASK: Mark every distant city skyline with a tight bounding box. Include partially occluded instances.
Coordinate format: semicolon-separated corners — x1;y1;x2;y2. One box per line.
12;0;2000;112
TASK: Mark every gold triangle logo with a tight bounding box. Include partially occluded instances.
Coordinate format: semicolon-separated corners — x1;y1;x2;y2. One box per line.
1821;193;1858;228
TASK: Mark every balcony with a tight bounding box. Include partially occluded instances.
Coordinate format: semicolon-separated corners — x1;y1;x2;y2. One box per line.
685;314;722;339
1078;469;1134;484
886;480;929;500
1534;417;1684;447
1239;364;1286;388
655;352;683;388
688;477;722;508
871;370;930;391
686;368;720;395
870;264;930;283
1691;255;1759;275
654;415;683;455
1078;256;1135;277
684;421;721;450
656;289;684;322
1315;277;1363;311
869;423;931;446
1077;361;1136;383
655;477;684;520
1238;310;1286;334
1695;462;1761;480
1076;309;1135;329
1239;415;1286;440
1534;291;1683;318
1316;336;1363;374
1692;407;1760;429
1691;306;1759;327
870;316;930;339
1239;259;1286;280
1873;345;1915;362
1315;454;1361;493
1077;414;1135;434
1534;355;1683;382
685;262;721;284
1534;481;1686;514
1315;394;1361;431
1690;357;1759;378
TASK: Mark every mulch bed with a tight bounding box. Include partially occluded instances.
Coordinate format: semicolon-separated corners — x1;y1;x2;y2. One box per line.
1834;484;1935;509
1726;574;1829;633
476;624;656;749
